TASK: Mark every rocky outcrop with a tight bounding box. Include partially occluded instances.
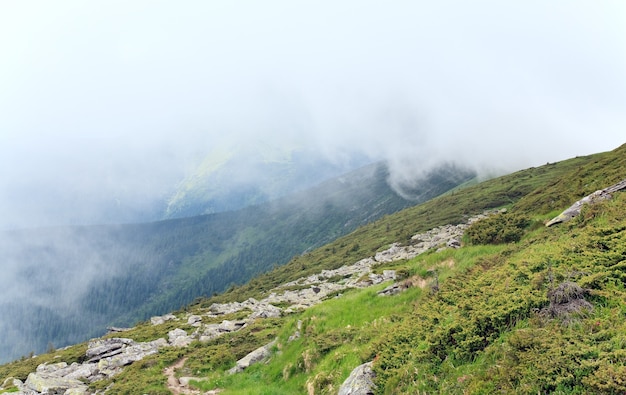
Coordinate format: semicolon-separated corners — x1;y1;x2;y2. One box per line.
206;298;282;318
150;313;177;326
5;210;498;394
546;178;626;226
375;210;501;263
24;363;90;395
227;339;277;374
197;319;247;343
12;337;168;394
264;211;498;306
338;362;376;395
169;329;194;347
91;338;168;378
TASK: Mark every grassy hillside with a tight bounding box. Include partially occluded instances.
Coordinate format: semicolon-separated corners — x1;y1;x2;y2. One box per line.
1;143;624;394
0;162;472;363
209;150;613;304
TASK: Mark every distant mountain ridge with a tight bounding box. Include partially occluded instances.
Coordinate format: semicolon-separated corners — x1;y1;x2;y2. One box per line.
163;145;372;219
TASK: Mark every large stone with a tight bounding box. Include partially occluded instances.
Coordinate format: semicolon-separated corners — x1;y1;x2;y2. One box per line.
25;372;88;394
208;302;246;315
218;320;246;332
63;363;98;381
150;313;177;326
199;324;222;342
169;328;193;347
249;303;282;319
546;178;626;226
338;362;376;395
86;338;134;362
228;339;277;374
97;338;167;377
187;315;203;326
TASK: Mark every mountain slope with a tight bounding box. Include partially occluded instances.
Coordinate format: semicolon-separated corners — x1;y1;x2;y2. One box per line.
0;161;473;363
2;143;624;394
163;145;371;219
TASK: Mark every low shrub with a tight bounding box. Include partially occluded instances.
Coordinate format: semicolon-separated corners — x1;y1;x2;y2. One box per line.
466;212;531;245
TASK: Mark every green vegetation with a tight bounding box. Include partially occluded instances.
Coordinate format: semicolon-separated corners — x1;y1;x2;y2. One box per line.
209;149;614;304
0;343;87;391
1;162;471;362
2;143;625;394
465;211;532;245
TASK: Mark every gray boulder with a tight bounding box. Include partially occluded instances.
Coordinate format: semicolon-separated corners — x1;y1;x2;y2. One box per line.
208;302;246;315
187;315;202;326
150;313;177;325
338;362;376;395
168;328;193;347
546;178;626;226
227;339;277;374
96;338;168;377
86;338;134;362
24;371;88;394
248;303;282;319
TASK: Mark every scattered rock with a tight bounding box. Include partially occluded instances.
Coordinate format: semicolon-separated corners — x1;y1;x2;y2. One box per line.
338;361;376;395
187;315;202;326
288;320;303;342
227;339;277;374
9;210;499;394
151;313;177;325
248;302;282;319
546;178;626;226
208;302;247;316
86;338;134;362
169;329;194;347
218;320;246;332
24;371;88;394
447;238;461;248
377;283;403;296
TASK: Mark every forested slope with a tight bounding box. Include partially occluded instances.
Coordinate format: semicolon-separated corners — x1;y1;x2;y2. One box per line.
0;162;472;363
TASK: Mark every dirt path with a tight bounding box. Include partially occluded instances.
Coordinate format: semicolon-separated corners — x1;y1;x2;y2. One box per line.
163;358;221;395
164;357;188;395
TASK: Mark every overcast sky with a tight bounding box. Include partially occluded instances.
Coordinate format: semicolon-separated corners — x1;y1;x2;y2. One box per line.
1;1;625;228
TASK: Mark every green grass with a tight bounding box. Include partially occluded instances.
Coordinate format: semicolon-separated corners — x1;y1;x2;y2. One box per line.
0;342;88;392
192;281;424;394
372;191;626;394
2;143;625;394
207;147;623;306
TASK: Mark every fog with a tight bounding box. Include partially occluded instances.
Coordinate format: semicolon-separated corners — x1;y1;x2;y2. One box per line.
1;0;625;230
0;0;625;362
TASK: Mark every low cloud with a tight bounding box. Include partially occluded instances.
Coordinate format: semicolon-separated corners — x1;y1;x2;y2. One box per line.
0;1;624;228
0;0;625;362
